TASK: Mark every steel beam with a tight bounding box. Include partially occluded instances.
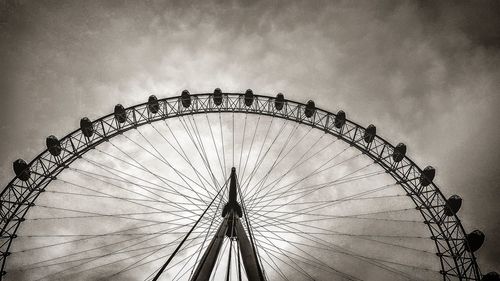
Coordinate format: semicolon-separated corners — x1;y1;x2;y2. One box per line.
234;217;265;281
190;217;229;281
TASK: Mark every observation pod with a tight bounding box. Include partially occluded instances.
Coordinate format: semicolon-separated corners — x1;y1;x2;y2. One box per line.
13;159;30;181
420;166;436;186
213;88;223;106
114;104;127;123
148;95;159;114
392;143;407;162
466;230;485;252
46;135;62;156
275;93;285;111
244;89;254;107
181;90;191;108
364;124;376;143
304;100;316;118
80;117;94;138
482;272;500;281
444;195;462;216
334;110;346;128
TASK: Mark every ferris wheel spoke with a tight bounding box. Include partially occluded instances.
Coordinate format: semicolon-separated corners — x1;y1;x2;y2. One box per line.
203;114;228;185
236;113;248;177
248;133;331;202
246;147;360;207
21;229;193;273
82;150;208;207
241;132;339;205
162;118;221;196
23;217;219;273
66;235;207;281
259;183;400;209
257;241;358;281
254;170;387;212
238;114;261;186
128;128;217;203
263;186;403;223
12;219;183;256
54;176;205;218
242;120;302;202
27;218;206;281
139;239;207;281
239;114;275;192
253;224;433;259
253;227;361;281
217;112;228;182
255;227;432;254
245;147;358;211
111;225;214;281
80;151;210;203
244;122;308;205
81;150;211;204
65;166;206;215
180;114;223;192
42;189;190;204
251;209;422;239
257;232;431;280
250;207;419;224
252;215;431;280
255;246;290;281
27;204;218;226
248;154;369;215
239;117;290;195
150;122;217;194
252;229;316;280
255;242;306;281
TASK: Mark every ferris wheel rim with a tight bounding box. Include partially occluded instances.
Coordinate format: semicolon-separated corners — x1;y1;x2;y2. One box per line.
0;91;481;280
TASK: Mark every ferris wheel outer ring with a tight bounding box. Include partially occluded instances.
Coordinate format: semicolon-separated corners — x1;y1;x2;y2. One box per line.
0;92;482;280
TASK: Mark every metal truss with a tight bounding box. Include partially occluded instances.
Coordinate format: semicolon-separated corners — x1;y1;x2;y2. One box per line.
0;92;481;280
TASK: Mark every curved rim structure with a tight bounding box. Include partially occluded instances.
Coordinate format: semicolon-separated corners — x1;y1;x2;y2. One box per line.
0;92;481;280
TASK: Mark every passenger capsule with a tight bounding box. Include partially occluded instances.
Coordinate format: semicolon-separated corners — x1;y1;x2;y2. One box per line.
181;90;191;108
213;88;223;106
80;117;94;138
46;135;62;156
334;110;346;128
13;159;30;181
275;93;285;111
392;143;406;162
444;195;462;216
304;100;316;118
419;166;435;186
114;104;127;123
148;95;159;114
482;272;500;281
364;124;376;143
244;89;254;107
466;230;485;252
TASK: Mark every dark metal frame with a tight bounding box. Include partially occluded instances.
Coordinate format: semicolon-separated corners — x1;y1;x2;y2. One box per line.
0;92;481;280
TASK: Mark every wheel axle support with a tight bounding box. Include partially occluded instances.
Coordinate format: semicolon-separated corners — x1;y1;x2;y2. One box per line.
190;168;265;281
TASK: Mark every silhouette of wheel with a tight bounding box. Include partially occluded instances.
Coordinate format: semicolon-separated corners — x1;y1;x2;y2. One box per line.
0;90;487;280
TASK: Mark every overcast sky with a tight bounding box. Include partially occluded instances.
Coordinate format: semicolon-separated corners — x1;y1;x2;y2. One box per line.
1;0;499;275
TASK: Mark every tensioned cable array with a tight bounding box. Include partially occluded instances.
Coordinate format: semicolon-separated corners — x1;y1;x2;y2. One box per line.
0;92;485;281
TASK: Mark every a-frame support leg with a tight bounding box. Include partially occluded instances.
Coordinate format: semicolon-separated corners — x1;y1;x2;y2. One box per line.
189;216;265;281
190;167;265;281
234;217;265;281
190;217;229;281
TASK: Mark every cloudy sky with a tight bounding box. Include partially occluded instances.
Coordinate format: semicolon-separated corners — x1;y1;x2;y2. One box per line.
1;0;499;276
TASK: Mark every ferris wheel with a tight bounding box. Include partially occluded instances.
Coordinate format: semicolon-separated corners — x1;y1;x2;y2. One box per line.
0;90;497;281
